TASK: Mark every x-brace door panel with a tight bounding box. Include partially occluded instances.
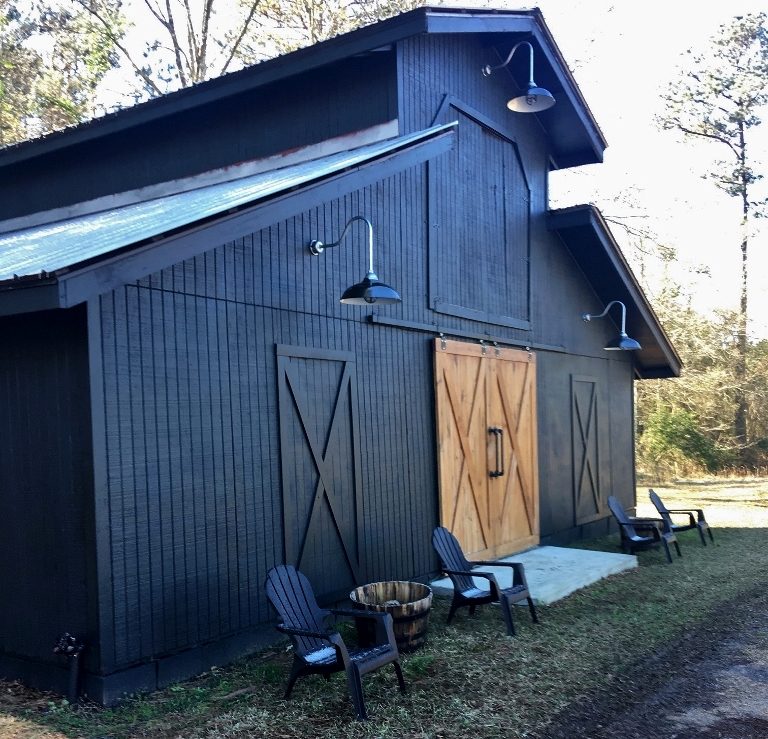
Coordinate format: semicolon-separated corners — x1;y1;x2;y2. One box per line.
435;339;539;559
489;351;539;555
435;341;491;555
571;375;604;525
277;345;362;602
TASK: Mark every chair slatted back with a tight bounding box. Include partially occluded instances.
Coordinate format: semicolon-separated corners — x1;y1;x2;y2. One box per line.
648;489;673;527
607;495;641;539
432;527;476;593
265;564;329;657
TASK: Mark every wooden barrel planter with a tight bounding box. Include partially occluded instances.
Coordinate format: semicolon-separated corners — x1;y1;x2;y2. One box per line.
349;580;433;653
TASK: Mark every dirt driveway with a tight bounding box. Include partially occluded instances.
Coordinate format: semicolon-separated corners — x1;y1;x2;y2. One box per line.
542;585;768;739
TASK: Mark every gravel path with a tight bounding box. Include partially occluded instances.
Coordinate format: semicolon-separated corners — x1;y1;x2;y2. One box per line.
540;586;768;739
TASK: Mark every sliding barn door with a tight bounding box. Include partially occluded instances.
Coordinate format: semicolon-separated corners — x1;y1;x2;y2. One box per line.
277;345;363;601
435;339;539;559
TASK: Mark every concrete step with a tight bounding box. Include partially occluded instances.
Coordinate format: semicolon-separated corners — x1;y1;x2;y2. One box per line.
430;546;637;605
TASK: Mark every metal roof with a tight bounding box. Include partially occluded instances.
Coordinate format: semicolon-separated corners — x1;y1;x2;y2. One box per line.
0;7;605;171
0;123;455;284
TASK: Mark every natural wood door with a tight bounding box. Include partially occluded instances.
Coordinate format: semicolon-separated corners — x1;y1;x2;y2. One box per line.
277;345;363;602
435;339;539;559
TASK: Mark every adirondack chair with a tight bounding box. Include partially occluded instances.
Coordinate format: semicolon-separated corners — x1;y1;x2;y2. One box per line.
649;489;714;546
431;527;538;636
606;495;681;564
264;564;406;721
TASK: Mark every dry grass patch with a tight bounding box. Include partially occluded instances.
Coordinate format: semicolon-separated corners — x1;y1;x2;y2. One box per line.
3;479;768;738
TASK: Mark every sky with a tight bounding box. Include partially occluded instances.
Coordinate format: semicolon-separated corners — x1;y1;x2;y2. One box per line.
524;0;768;338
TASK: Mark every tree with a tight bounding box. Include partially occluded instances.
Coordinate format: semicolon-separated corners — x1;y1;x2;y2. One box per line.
0;1;40;144
657;13;768;450
69;0;265;98
0;1;118;145
2;0;429;141
74;0;426;103
635;264;768;478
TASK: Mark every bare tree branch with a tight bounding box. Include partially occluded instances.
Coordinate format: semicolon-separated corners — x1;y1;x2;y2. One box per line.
221;2;262;75
72;0;164;96
672;122;741;158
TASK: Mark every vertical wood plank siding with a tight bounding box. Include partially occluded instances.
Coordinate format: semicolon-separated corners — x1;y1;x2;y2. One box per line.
0;307;96;666
397;34;637;543
96;171;441;667
87;34;636;671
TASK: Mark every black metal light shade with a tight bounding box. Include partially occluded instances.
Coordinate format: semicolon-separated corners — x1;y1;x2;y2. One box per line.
308;216;402;305
340;271;401;305
482;40;556;114
582;300;642;352
507;83;556;113
604;333;642;352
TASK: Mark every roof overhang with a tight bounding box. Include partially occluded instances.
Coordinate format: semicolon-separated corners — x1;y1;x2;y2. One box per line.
547;205;682;379
421;7;606;168
0;7;604;172
0;122;456;316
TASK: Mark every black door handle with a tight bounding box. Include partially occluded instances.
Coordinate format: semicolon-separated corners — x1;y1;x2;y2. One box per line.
488;426;504;478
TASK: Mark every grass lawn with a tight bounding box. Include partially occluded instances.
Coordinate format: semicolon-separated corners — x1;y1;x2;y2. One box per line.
3;479;768;738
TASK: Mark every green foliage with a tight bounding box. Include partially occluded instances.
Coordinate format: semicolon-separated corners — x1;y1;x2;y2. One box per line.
635;278;768;475
639;408;729;473
657;12;768;206
0;0;120;145
657;13;768;449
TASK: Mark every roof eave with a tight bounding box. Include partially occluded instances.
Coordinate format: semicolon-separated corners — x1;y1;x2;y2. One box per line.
0;123;456;315
547;204;682;378
0;6;605;170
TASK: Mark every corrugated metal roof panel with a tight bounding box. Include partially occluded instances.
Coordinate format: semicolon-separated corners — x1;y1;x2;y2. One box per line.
0;123;454;283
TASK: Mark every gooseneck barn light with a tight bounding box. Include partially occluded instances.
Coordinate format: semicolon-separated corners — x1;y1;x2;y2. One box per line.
482;40;556;113
308;216;402;305
582;300;642;351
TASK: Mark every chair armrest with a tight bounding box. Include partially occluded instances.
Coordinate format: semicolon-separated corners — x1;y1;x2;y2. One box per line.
276;624;351;665
276;623;335;641
471;560;529;589
330;607;391;622
443;568;474;577
444;569;502;598
616;519;663;540
667;508;706;522
332;608;397;650
633;516;675;535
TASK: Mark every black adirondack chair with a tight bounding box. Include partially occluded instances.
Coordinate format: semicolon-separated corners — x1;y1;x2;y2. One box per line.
431;526;538;636
606;495;681;564
649;489;714;546
265;564;406;721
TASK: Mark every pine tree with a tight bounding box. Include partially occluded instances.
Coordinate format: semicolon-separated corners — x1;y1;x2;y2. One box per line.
657;13;768;450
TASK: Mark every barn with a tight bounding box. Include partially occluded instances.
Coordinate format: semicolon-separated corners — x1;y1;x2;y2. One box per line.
0;6;680;704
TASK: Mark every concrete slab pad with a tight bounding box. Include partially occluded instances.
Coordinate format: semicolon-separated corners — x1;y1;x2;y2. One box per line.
430;546;637;605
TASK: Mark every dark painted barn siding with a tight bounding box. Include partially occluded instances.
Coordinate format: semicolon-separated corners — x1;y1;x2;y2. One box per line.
398;34;548;207
0;307;97;670
92;164;637;672
397;34;552;343
2;54;397;220
82;36;637;675
397;33;637;542
94;172;440;669
536;352;635;544
429;103;531;327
